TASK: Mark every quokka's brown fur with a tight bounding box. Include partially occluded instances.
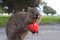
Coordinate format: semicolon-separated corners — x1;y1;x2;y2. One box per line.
6;7;41;40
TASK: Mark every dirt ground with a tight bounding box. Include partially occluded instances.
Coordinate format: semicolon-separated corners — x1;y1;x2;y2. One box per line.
0;24;60;40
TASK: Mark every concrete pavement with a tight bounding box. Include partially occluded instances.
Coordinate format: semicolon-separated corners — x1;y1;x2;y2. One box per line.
0;24;60;40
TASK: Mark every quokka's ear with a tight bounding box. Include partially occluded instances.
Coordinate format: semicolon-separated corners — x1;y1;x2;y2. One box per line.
28;7;33;13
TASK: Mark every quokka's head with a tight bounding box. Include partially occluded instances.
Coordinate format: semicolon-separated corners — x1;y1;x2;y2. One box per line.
27;7;41;23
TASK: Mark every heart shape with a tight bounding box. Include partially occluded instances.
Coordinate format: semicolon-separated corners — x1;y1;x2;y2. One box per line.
28;21;39;33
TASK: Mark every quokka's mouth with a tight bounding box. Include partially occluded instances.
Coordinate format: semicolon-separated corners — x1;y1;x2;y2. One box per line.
34;16;40;20
33;13;40;20
30;30;38;34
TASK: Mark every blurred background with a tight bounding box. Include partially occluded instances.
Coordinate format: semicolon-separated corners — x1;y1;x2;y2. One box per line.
0;0;60;40
0;0;60;26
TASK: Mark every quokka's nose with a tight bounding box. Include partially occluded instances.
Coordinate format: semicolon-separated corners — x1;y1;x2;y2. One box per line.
35;14;40;19
36;14;38;17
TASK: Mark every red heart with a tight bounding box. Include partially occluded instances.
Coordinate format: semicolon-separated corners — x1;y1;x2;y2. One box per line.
28;21;39;33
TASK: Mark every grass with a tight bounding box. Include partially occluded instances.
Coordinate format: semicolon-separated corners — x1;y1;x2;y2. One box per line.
40;16;60;24
0;15;10;27
0;15;60;27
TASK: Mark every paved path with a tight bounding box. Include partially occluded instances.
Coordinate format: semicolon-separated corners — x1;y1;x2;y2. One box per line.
0;24;60;40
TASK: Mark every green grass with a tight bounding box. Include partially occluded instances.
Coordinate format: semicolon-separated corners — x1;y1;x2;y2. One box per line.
0;15;10;27
40;16;60;24
0;15;60;27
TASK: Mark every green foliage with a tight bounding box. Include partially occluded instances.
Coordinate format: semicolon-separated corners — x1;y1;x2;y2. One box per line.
2;0;41;13
0;8;4;13
41;1;47;5
43;6;57;15
51;10;56;15
0;2;5;7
